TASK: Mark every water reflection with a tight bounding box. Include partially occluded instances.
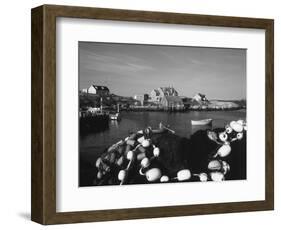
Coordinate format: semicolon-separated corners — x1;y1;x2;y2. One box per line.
110;120;119;128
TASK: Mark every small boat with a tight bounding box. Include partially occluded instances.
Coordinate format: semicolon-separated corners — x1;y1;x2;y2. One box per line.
109;112;121;121
191;118;212;126
109;104;121;121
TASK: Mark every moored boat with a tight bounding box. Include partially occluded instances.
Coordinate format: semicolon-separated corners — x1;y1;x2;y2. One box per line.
109;104;121;121
191;118;212;126
109;112;121;121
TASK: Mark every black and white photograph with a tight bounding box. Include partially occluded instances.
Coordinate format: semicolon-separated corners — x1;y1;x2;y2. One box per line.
79;42;247;187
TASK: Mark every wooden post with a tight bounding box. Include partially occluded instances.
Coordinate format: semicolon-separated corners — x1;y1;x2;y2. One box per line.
100;97;103;113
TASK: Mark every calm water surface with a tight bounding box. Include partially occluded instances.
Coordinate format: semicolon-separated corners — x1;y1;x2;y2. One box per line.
80;110;246;155
79;110;246;185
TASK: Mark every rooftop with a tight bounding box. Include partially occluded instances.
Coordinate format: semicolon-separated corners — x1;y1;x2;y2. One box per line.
91;85;109;91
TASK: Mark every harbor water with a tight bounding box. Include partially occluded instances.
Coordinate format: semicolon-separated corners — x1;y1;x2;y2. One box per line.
79;109;246;186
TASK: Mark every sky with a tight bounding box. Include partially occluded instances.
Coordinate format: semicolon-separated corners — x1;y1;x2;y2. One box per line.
79;42;246;100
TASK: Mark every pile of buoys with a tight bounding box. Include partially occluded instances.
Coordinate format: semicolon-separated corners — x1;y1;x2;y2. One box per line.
95;120;247;185
205;119;247;181
95;124;170;185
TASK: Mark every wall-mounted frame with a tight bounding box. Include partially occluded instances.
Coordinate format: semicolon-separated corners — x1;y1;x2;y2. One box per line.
31;4;274;225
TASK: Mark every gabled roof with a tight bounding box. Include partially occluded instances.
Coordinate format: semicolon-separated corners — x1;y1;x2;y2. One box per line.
152;89;160;96
193;93;208;101
198;93;206;98
159;87;178;96
194;93;206;98
91;85;109;91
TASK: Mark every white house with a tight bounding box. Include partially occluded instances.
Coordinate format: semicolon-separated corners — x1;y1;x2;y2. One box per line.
150;87;179;102
150;89;161;102
87;107;101;113
134;94;149;105
192;93;208;103
87;85;110;95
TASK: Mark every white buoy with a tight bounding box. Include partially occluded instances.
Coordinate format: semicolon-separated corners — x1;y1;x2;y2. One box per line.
210;172;224;181
118;170;126;181
221;161;230;174
177;169;191;181
229;121;236;128
237;120;244;126
139;167;146;176
230;121;243;133
137;136;145;144
216;144;231;157
142;139;151;148
116;140;124;145
137;130;144;134
141;157;150;168
97;171;102;179
199;173;208;182
126;151;134;160
95;157;102;168
219;132;228;142
236;132;243;140
126;139;136;146
146;168;162;182
208;160;222;171
116;156;124;166
160;175;169;182
225;125;233;134
153;147;160;157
